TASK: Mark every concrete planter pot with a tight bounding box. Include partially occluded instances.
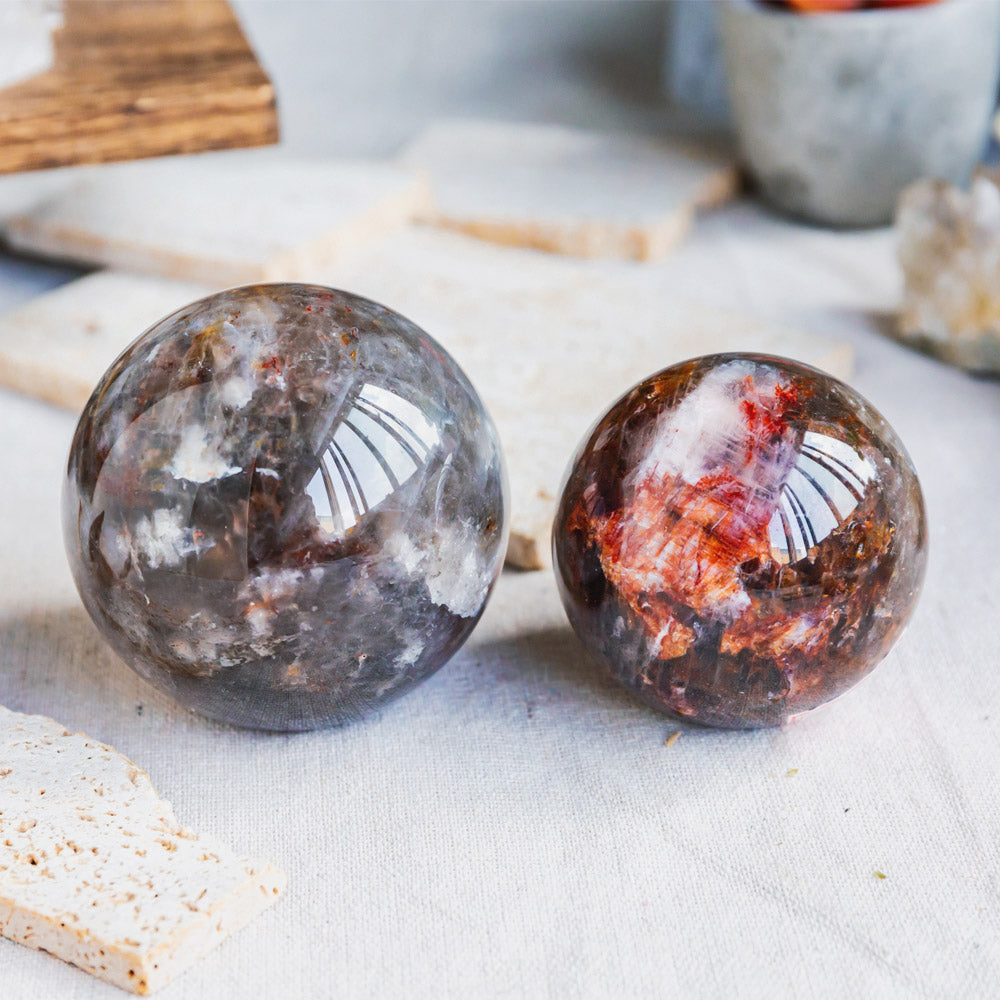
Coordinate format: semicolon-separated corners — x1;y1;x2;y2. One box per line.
720;0;1000;227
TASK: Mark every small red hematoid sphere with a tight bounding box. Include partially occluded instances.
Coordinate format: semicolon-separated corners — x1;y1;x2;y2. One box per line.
553;354;927;729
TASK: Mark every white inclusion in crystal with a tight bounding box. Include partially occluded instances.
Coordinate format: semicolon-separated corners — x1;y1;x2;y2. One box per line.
390;533;423;576
100;522;134;576
219;376;253;410
245;605;273;637
629;361;800;537
238;568;304;636
132;508;205;568
397;639;423;667
631;362;765;489
253;568;303;602
177;616;235;665
388;525;488;619
307;382;441;537
168;423;241;483
427;544;487;619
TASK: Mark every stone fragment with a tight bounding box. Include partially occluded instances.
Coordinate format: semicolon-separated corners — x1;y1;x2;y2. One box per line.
3;152;430;286
63;284;507;731
897;175;1000;373
553;354;927;729
400;119;738;260
0;705;285;993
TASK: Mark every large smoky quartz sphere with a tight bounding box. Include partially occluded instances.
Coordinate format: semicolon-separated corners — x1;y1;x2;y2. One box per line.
553;354;927;729
64;284;508;731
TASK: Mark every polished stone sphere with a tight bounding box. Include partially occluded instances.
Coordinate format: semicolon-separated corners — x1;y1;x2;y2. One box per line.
64;284;507;731
553;354;927;729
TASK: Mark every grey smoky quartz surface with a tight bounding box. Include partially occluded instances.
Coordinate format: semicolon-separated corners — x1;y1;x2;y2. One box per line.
63;284;508;731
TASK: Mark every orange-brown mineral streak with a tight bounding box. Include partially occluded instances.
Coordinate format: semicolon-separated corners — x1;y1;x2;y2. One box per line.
720;604;835;662
593;374;801;659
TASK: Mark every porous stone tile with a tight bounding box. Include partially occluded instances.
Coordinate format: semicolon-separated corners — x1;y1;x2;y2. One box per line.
0;705;285;993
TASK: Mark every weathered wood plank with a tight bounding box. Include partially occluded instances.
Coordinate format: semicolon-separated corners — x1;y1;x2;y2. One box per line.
0;0;278;174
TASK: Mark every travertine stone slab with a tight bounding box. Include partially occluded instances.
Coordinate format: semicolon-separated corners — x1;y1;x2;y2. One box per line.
401;119;738;261
0;1;58;91
0;705;285;994
3;153;430;287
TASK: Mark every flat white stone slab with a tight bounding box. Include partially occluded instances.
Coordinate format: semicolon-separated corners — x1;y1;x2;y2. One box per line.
3;153;430;287
400;118;738;260
0;272;211;411
0;232;851;570
897;174;1000;373
0;705;285;994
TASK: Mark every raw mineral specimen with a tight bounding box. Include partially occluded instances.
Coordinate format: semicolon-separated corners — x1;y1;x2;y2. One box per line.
897;175;1000;373
63;284;507;731
553;354;926;729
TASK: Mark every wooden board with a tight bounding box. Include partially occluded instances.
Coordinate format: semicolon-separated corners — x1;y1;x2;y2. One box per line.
0;0;278;175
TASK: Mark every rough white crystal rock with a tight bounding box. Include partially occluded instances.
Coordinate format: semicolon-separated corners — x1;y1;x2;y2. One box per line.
897;175;1000;373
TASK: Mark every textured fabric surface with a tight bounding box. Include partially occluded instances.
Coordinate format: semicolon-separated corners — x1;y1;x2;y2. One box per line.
1;204;998;999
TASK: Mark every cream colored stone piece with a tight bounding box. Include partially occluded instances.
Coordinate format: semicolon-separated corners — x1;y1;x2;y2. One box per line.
0;233;850;571
0;705;285;994
322;229;853;569
400;119;739;261
3;153;431;287
897;174;1000;373
0;272;211;411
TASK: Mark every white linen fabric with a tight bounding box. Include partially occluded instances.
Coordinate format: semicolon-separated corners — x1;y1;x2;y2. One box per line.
1;205;997;999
